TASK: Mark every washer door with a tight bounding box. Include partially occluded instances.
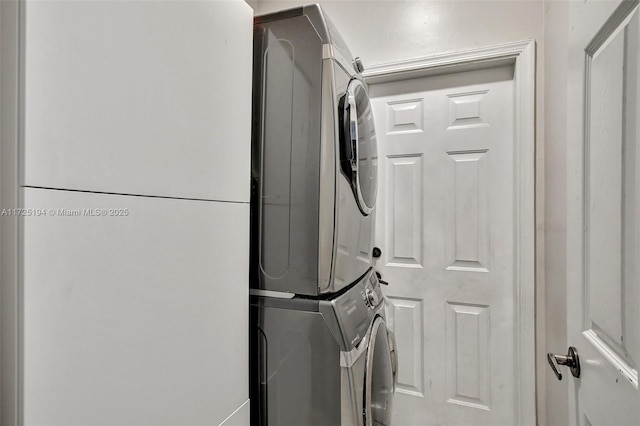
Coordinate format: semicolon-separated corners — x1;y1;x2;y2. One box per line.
339;79;378;215
364;317;394;426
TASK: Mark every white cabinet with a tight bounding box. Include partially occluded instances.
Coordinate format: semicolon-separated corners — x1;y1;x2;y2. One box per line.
23;0;252;202
22;188;249;425
3;2;253;424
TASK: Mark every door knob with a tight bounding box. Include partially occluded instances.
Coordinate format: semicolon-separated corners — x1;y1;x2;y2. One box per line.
547;346;580;380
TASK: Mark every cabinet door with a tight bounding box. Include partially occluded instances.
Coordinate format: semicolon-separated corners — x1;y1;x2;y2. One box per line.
22;187;249;425
23;1;252;202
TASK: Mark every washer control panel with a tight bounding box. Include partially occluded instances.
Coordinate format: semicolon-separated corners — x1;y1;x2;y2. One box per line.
328;269;387;351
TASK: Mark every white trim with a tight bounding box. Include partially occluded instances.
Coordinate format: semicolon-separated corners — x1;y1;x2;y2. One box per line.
364;40;537;426
362;40;533;84
513;40;537;426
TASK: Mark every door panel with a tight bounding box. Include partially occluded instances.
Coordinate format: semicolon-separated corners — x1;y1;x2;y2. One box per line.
446;150;489;272
566;1;640;424
386;297;424;396
386;155;423;267
445;302;491;411
371;65;516;425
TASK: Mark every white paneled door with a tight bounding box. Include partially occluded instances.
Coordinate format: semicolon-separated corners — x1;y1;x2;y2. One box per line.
370;65;519;425
564;0;640;424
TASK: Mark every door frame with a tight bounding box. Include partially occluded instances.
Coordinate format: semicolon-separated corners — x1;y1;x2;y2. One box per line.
362;40;537;426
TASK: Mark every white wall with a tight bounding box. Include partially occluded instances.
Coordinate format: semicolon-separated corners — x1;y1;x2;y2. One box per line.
256;0;543;66
2;1;252;424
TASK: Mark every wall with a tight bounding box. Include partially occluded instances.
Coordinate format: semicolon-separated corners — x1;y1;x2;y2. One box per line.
255;0;552;424
2;1;252;424
256;0;543;66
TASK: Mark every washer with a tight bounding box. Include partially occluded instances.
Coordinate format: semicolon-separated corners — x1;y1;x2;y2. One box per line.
250;269;398;426
251;4;379;297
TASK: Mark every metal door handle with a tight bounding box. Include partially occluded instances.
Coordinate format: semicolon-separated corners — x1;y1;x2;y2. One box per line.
547;346;580;380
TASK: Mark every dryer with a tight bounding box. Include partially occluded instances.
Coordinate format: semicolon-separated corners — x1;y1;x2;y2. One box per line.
251;4;378;297
250;269;397;426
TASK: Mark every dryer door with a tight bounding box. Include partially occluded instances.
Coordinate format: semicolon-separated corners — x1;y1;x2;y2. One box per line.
339;79;378;215
364;317;394;426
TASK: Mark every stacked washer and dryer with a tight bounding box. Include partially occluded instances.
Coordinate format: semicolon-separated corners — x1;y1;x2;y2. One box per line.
250;4;397;426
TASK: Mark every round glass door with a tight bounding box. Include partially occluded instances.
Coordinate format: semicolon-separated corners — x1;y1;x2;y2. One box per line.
339;79;378;215
364;317;394;426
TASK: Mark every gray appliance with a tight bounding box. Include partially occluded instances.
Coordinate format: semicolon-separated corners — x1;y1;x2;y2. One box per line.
250;269;397;426
251;3;378;297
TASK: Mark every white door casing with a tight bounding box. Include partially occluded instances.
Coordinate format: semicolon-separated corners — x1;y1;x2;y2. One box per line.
564;0;640;424
365;41;535;426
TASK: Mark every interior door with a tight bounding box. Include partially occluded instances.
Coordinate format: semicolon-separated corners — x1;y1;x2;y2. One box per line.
563;0;640;423
369;64;518;425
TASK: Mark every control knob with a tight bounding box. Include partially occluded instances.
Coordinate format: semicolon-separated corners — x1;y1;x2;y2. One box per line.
364;288;380;308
